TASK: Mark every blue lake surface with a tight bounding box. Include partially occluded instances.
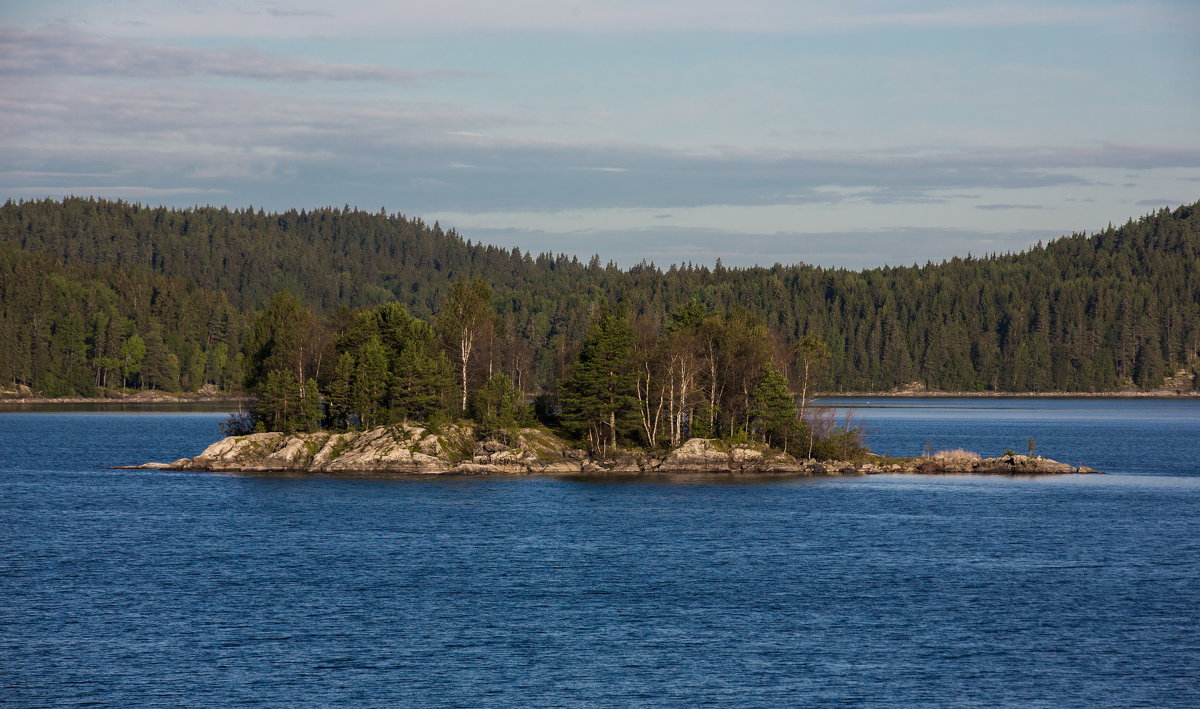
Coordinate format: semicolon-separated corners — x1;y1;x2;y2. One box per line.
2;400;1198;707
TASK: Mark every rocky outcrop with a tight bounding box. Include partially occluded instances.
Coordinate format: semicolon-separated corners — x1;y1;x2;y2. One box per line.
145;425;588;475
913;453;1098;475
180;425;454;474
657;438;810;474
124;427;1100;476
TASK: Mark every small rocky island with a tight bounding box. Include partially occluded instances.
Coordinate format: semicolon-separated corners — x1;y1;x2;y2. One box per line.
116;284;1104;480
129;424;1099;477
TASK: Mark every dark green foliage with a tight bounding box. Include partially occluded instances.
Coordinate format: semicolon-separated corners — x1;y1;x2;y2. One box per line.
633;304;779;448
119;334;145;389
240;292;323;431
808;420;866;461
324;352;355;430
244;292;316;391
377;305;456;421
794;335;830;416
184;344;206;392
707;313;774;435
0;237;241;396
471;373;526;439
351;339;389;429
254;369;321;434
327;302;455;429
3;197;1199;400
141;331;180;391
626;307;863;457
219;410;256;436
748;365;800;452
559;310;639;454
434;277;493;413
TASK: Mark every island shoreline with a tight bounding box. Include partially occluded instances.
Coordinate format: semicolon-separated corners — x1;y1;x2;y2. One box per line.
120;426;1101;478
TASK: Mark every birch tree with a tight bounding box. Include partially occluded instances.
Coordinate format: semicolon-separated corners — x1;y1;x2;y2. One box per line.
435;277;493;413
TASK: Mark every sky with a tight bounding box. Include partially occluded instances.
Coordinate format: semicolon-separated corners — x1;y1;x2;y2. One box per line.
2;0;1198;269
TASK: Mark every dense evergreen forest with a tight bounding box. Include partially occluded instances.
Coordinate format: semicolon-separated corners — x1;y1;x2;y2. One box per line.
2;197;1199;405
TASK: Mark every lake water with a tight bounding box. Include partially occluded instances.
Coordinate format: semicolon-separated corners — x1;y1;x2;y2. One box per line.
2;399;1198;707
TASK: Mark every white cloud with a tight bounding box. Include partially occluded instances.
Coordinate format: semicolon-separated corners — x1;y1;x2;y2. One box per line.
569;166;630;173
6;185;231;198
0;27;474;82
3;70;1197;214
17;0;1192;37
2;1;1195;269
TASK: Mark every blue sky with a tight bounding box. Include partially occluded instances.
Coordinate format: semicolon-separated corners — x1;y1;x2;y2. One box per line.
2;0;1198;268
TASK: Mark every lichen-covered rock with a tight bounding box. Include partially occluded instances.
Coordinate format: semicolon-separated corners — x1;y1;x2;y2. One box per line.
189;432;294;471
178;427;448;474
317;427;449;473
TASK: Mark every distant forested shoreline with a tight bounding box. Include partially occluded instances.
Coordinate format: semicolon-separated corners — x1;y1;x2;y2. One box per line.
2;197;1198;408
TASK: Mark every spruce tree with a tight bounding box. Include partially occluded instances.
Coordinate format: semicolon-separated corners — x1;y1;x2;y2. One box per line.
748;364;799;452
325;352;355;430
559;310;639;455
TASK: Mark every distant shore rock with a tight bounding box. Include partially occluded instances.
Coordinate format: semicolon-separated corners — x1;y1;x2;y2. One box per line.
0;387;249;405
122;427;1101;477
912;453;1098;475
